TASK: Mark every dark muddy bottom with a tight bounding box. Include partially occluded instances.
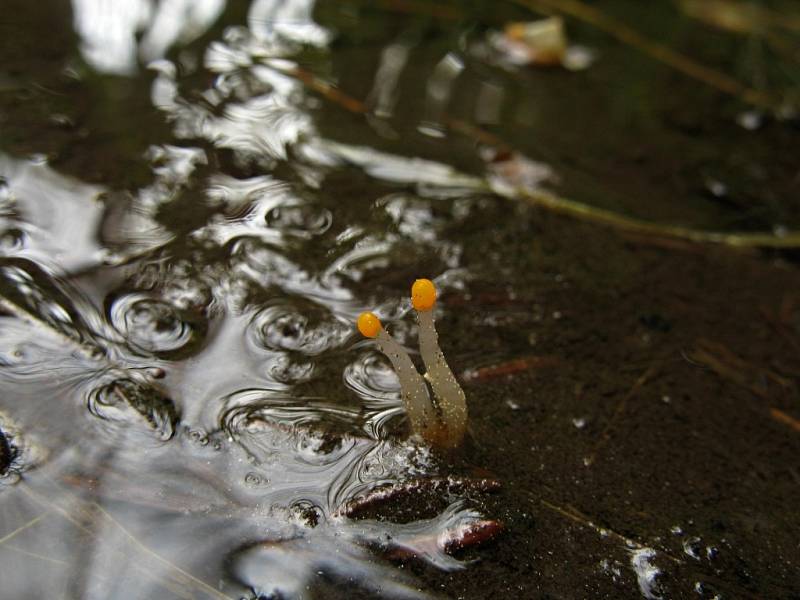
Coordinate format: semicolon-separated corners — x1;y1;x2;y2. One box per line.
1;1;799;599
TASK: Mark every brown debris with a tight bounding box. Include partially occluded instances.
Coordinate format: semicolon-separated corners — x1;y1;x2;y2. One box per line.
383;518;505;561
769;407;800;433
585;363;660;467
687;338;793;400
441;518;505;553
462;355;560;383
337;477;501;519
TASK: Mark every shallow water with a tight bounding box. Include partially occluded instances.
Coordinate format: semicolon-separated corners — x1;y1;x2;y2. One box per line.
1;1;800;598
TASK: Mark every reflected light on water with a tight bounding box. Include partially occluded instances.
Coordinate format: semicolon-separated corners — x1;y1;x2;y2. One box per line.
72;0;225;74
0;0;510;598
248;0;330;46
0;155;106;272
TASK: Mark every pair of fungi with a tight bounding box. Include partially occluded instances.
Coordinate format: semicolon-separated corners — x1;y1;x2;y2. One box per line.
358;279;467;448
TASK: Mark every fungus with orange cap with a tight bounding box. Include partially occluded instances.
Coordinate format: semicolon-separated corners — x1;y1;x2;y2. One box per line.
356;279;467;448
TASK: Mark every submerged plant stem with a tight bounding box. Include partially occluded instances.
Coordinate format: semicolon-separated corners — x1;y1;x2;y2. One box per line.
280;66;800;250
0;512;48;546
516;188;800;248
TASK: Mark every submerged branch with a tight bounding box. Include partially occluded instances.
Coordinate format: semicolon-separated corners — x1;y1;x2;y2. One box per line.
91;502;237;600
0;512;48;546
20;481;235;600
770;407;800;433
515;187;800;248
584;364;660;467
280;65;800;250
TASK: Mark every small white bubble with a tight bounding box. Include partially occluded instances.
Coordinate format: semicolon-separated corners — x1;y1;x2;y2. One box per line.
737;110;763;131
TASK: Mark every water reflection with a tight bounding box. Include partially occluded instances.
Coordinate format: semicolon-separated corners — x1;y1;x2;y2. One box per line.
0;155;106;272
248;0;330;46
0;0;504;598
72;0;225;74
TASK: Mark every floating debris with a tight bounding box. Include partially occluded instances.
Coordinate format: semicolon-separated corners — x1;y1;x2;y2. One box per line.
488;17;595;70
89;378;179;441
462;355;559;383
338;476;501;519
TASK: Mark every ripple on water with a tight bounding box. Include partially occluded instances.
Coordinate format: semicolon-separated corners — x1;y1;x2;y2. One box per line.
0;156;107;271
249;299;351;356
220;389;361;450
343;351;405;439
0;257;101;350
265;203;333;238
86;377;179;441
267;353;315;385
0;228;26;253
108;292;206;359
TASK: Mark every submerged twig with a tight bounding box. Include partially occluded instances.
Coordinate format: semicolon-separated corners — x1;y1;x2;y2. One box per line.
770;407;800;433
277;65;800;249
515;187;800;248
539;496;770;599
0;512;48;546
91;502;237;600
3;544;69;566
0;263;179;438
539;497;682;563
687;338;793;400
462;355;560;383
585;364;659;467
20;481;235;600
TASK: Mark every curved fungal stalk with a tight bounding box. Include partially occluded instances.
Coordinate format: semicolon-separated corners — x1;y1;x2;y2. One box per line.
356;280;468;448
357;312;438;442
412;279;468;448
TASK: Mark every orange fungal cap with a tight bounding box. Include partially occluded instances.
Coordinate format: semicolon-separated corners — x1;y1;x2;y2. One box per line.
411;278;436;311
357;311;382;338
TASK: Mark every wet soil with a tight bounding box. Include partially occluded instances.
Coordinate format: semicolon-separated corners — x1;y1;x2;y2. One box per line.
424;214;800;599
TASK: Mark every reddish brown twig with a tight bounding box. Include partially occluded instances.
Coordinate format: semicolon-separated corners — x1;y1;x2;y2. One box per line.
462;355;560;383
585;363;660;466
770;407;800;433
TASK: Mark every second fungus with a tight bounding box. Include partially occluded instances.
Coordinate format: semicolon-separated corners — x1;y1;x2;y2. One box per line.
357;279;467;448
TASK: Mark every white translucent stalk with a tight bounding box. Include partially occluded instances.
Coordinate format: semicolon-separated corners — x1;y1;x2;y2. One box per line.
374;328;435;440
416;309;467;447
